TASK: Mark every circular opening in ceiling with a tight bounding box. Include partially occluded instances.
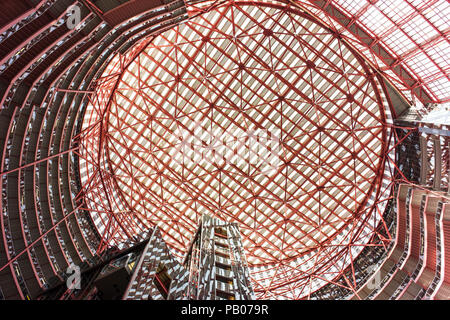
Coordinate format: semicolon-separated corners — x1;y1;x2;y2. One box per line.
84;2;388;273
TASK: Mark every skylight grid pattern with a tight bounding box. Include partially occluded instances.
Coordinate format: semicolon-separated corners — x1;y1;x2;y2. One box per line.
328;0;450;103
103;4;386;266
79;1;396;298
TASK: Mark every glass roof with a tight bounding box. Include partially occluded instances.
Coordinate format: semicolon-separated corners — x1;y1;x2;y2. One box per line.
288;0;450;105
80;1;394;298
332;0;449;102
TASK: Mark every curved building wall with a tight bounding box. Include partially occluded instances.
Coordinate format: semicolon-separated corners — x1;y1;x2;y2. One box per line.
0;0;188;299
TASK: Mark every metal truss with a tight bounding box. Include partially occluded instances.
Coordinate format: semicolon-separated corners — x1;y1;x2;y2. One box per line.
0;0;446;301
73;0;448;299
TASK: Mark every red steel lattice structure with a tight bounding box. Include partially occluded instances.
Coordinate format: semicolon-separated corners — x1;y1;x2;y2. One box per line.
78;1;400;298
289;0;450;106
0;0;448;300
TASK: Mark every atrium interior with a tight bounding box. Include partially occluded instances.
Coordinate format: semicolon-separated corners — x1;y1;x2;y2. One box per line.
0;0;449;300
